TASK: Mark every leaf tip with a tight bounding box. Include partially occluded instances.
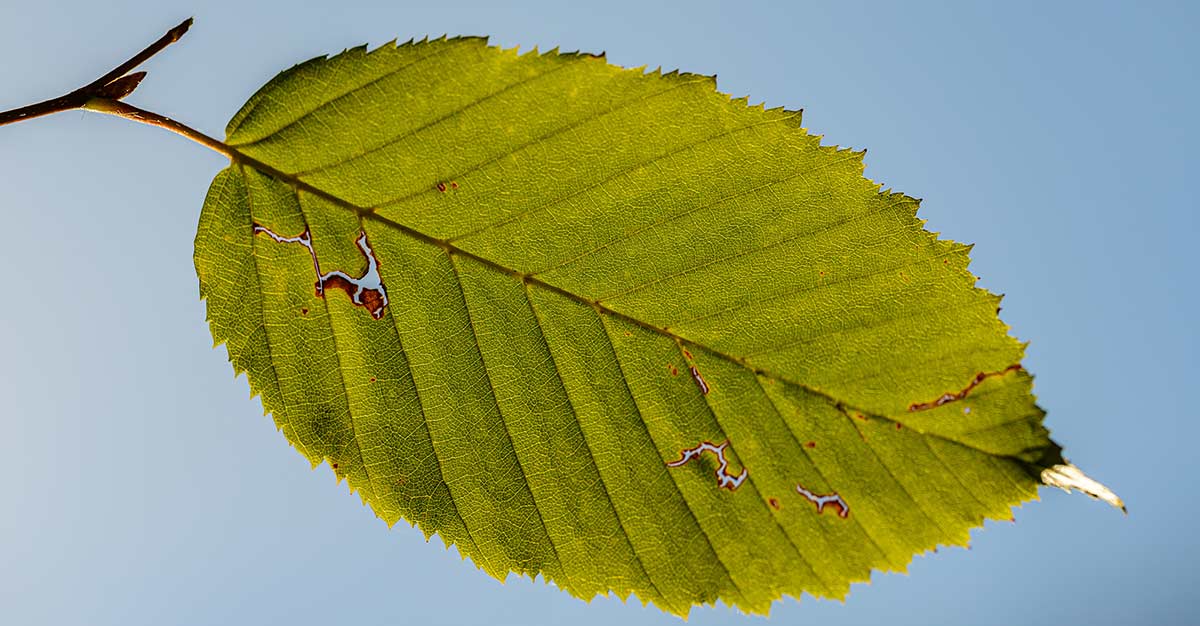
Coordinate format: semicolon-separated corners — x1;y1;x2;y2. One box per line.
1040;463;1125;513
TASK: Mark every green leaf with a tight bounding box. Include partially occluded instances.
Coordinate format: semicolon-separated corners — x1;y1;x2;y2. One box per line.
194;36;1121;615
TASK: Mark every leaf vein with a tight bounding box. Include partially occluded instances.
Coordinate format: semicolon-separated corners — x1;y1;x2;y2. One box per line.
378;244;485;561
363;79;707;216
597;197;903;304
446;251;565;577
444;114;799;242
292;192;377;502
846;413;951;536
230;41;462;146
293;59;578;178
238;165;306;457
681;341;832;598
530;151;859;277
596;311;745;603
522;281;666;604
754;375;891;568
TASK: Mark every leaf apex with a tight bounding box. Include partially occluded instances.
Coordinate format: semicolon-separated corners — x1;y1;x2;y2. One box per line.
1041;463;1126;513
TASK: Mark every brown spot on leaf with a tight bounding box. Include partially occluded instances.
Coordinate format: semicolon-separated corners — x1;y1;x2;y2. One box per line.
908;364;1024;411
804;441;817;449
769;497;781;510
436;182;447;192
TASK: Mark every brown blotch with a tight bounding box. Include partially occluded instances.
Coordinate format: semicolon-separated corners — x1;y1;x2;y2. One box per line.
369;377;377;383
322;274;356;298
436;182;447;192
331;462;339;469
769;497;781;510
895;422;903;430
450;181;459;190
804;441;817;449
359;289;386;319
320;275;387;321
908;364;1025;412
667;364;678;377
824;500;849;519
683;348;694;361
300;308;309;315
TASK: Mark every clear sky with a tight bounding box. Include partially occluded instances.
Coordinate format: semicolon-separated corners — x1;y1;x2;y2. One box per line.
0;1;1194;624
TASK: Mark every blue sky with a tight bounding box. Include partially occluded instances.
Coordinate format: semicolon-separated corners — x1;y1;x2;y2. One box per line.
0;1;1194;624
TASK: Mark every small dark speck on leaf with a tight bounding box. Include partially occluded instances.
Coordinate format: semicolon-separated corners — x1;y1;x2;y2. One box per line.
769;497;781;510
436;182;447;192
301;308;309;315
805;441;816;449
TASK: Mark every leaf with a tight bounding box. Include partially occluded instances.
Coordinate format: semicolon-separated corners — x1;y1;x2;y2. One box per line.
193;36;1121;615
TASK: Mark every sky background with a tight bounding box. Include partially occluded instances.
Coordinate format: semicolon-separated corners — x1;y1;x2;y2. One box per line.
0;1;1194;624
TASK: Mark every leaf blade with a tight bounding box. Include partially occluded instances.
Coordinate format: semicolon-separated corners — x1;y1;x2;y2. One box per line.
195;37;1119;615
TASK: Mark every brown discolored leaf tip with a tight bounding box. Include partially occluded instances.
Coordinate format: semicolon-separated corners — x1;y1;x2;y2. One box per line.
1041;463;1126;514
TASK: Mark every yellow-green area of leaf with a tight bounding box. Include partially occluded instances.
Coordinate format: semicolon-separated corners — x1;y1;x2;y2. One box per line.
193;36;1122;616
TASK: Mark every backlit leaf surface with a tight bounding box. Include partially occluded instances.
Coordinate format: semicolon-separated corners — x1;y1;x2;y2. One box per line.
194;37;1119;615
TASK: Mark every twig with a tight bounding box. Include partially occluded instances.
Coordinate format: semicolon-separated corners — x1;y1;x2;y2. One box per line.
0;18;192;127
